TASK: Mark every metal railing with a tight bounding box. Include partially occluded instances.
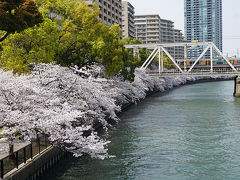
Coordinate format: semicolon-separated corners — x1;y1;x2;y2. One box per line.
147;68;240;76
0;136;51;179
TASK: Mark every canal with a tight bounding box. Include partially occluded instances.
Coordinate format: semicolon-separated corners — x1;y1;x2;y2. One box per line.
41;80;240;180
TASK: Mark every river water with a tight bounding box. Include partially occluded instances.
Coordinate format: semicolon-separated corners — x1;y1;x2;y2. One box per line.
42;80;240;180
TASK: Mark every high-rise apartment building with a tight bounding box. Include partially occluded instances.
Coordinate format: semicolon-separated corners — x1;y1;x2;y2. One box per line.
184;0;222;58
86;0;122;26
122;1;135;39
135;14;161;44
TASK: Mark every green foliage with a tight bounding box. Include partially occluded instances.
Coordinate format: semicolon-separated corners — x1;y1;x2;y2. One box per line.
120;38;149;81
0;0;149;81
0;0;43;41
152;52;175;70
162;55;175;69
97;24;124;77
122;37;150;60
54;1;108;67
35;0;129;78
0;18;58;74
122;38;175;71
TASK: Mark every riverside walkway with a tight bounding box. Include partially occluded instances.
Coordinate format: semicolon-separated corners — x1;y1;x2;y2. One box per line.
0;137;51;179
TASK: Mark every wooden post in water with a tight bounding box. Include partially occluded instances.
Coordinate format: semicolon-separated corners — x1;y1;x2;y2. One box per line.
234;76;240;97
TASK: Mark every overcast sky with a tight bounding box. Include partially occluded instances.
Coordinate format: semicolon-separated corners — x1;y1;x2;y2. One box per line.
127;0;240;57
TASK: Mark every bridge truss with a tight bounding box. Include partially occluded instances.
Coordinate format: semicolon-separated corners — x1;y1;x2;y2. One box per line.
125;42;238;75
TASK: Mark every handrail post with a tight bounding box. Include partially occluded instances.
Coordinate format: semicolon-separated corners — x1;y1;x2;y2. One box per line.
37;134;41;154
38;138;41;154
16;151;19;168
23;147;26;163
30;143;33;159
45;134;47;146
1;159;3;179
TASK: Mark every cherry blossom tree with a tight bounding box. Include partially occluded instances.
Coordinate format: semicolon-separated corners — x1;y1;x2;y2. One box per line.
0;64;120;158
0;63;199;158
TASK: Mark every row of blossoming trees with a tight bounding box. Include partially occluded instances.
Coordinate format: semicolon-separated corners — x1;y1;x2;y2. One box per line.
0;0;174;158
0;0;151;158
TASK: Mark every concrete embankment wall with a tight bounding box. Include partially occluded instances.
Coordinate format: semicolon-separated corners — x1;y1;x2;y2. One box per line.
4;76;234;180
5;147;66;180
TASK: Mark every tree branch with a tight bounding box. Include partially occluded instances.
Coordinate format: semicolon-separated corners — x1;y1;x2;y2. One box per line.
0;32;10;42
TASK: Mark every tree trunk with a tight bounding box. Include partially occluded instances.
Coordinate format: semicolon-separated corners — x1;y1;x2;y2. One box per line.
0;32;10;42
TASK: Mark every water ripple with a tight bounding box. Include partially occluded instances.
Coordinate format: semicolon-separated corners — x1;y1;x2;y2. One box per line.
42;81;240;180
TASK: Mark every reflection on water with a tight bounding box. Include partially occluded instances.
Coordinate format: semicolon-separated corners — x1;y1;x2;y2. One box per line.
42;80;240;180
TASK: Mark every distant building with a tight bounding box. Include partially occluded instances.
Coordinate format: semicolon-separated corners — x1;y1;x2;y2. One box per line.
85;0;122;26
160;19;174;44
184;0;223;58
122;1;135;39
135;14;185;59
160;18;174;55
135;14;161;44
174;29;185;59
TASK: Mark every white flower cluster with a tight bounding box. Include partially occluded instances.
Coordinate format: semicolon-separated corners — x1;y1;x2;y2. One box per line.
0;146;8;155
0;63;199;158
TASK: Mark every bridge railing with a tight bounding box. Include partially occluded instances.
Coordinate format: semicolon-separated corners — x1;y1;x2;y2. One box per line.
147;68;239;75
0;136;51;179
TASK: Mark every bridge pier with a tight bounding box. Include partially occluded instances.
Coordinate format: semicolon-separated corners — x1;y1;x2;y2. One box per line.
234;76;240;97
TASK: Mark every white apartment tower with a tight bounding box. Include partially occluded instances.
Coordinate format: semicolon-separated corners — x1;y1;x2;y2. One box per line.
135;14;185;59
135;14;161;44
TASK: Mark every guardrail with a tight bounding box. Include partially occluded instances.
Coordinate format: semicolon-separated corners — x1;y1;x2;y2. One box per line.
0;136;51;179
146;69;240;76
